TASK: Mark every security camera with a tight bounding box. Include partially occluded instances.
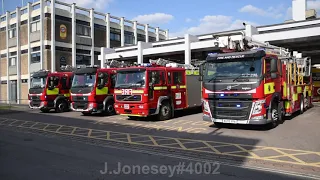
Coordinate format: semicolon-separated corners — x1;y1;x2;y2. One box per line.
243;22;246;26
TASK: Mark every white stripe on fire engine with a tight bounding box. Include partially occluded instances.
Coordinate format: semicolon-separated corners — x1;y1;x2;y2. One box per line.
114;90;144;94
204;88;256;94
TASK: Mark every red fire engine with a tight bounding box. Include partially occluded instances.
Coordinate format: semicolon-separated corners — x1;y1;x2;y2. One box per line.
199;35;313;128
311;67;320;102
70;65;117;115
112;59;202;120
28;65;75;113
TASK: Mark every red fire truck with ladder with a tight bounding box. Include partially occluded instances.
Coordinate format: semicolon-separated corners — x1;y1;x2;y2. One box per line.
112;58;202;120
28;65;75;113
70;65;117;116
199;35;313;128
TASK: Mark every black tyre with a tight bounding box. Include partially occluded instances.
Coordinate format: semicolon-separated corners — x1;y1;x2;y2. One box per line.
55;100;68;113
157;101;172;121
299;95;304;114
304;95;311;109
269;102;280;128
104;100;116;115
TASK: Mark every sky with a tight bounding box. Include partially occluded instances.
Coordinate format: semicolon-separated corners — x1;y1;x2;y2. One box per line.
1;0;320;38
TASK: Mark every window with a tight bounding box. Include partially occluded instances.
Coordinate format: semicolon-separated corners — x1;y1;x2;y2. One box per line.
9;57;16;66
9;29;16;38
110;74;116;88
137;34;146;42
31;52;41;63
32;46;40;52
0;17;6;22
21;20;28;25
76;55;91;65
173;71;184;84
9;24;17;38
149;36;156;42
148;71;161;85
76;24;90;36
124;31;134;44
31;21;40;32
110;33;120;41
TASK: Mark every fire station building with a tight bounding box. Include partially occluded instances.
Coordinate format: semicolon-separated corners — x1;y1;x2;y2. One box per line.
0;0;168;104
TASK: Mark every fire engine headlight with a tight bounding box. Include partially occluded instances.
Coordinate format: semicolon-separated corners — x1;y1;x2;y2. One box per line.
114;104;119;108
252;99;265;115
88;103;94;110
138;105;144;109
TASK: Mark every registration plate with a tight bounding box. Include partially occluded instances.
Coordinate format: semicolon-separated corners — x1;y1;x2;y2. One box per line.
124;104;129;109
222;119;238;124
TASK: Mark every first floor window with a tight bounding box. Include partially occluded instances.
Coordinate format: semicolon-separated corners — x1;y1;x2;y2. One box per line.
9;57;16;66
31;52;41;63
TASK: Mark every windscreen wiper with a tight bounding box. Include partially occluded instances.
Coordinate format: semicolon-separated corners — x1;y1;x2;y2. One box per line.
208;75;230;82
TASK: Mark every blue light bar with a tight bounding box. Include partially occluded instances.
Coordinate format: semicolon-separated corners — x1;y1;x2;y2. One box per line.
208;53;218;56
220;94;224;97
141;63;152;67
236;104;241;108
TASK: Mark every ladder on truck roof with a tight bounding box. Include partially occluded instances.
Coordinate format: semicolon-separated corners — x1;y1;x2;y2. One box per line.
213;34;291;60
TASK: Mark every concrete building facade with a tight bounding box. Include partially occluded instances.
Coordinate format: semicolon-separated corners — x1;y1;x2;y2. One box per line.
0;0;168;104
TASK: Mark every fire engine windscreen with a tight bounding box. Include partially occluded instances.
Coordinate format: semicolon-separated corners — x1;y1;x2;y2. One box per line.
30;76;47;89
115;70;146;88
72;73;96;88
203;58;262;82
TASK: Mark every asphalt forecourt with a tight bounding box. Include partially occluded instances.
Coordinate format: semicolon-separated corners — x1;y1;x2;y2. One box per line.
2;104;320;152
1;113;320;178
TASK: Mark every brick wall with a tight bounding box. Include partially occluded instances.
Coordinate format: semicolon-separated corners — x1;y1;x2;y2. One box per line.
0;31;6;50
0;84;7;103
21;54;28;75
44;17;51;41
20;25;28;46
20;83;29;104
1;58;7;77
43;49;52;71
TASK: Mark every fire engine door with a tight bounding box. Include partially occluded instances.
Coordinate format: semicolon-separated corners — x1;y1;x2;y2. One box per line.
148;71;167;107
264;57;281;97
171;71;186;109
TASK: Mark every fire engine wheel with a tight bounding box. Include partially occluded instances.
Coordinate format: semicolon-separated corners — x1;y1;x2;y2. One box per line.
55;100;68;113
158;101;172;121
104;101;115;115
299;95;304;114
270;102;281;128
304;95;311;109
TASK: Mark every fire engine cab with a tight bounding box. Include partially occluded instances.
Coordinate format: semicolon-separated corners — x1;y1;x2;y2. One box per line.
112;59;202;120
199;35;313;128
70;65;117;115
28;65;75;113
